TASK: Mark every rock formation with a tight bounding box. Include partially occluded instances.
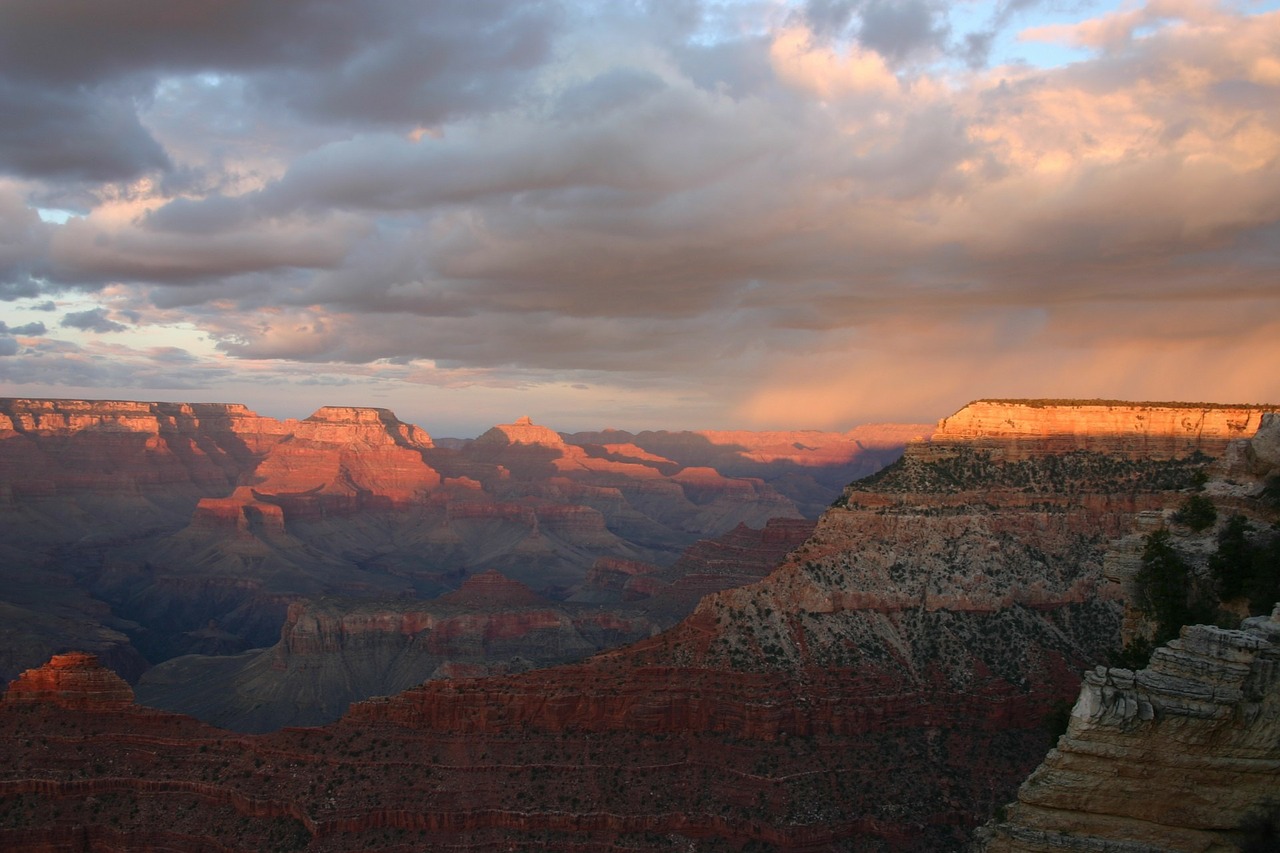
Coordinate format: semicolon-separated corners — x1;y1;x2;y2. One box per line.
2;400;914;683
136;571;657;733
4;652;134;710
974;608;1280;852
931;400;1266;460
565;421;932;516
1;398;1265;851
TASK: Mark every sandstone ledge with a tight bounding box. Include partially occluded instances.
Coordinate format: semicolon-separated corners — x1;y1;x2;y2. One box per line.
976;606;1280;852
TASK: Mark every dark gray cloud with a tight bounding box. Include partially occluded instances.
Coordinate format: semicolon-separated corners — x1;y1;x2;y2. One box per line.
61;308;128;333
0;80;170;181
0;0;562;186
858;0;949;60
802;0;950;60
0;187;52;297
803;0;859;37
0;320;47;335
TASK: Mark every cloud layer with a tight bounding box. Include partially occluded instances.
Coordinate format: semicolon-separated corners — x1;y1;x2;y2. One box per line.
0;0;1277;432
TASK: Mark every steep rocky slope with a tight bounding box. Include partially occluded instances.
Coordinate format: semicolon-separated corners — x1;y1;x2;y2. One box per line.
0;399;1267;851
0;399;907;683
973;408;1280;852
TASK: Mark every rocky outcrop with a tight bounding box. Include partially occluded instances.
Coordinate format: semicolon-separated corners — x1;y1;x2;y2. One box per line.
975;607;1280;852
246;406;441;515
4;652;134;710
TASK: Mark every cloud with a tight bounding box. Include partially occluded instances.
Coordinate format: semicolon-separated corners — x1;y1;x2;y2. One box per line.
800;0;950;61
857;0;950;61
0;0;562;189
0;80;170;182
60;308;128;333
0;3;1277;430
0;338;225;389
0;320;46;335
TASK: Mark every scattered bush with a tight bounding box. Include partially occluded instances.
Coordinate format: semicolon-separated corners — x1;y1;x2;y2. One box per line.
1173;494;1217;532
1108;636;1154;670
1211;515;1255;601
1133;529;1218;645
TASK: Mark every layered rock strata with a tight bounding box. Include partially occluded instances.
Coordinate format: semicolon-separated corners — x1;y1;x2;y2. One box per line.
1;399;1262;851
975;607;1280;852
2;400;911;681
931;400;1267;460
136;571;656;733
4;653;134;710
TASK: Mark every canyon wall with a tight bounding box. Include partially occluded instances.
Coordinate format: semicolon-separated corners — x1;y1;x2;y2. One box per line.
973;409;1280;852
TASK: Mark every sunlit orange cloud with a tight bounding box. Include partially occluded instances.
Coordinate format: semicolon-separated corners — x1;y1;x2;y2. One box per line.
769;26;902;101
734;304;1280;428
1020;0;1231;51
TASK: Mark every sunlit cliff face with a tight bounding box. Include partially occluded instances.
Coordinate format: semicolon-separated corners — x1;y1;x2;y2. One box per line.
1;1;1278;433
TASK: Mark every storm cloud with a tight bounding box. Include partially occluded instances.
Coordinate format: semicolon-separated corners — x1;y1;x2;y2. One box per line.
0;0;1277;433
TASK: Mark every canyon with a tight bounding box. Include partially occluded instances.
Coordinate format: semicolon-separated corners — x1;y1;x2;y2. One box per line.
2;398;1275;851
0;397;921;699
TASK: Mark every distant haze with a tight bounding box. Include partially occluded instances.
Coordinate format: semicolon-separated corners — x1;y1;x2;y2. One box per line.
0;1;1277;435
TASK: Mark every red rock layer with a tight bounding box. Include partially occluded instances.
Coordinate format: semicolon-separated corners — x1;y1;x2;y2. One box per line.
4;653;134;710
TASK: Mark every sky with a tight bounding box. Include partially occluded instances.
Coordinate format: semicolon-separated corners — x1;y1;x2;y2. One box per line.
0;0;1278;437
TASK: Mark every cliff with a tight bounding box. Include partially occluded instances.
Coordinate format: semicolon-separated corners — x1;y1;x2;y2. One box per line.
974;607;1280;852
930;400;1268;460
973;410;1280;853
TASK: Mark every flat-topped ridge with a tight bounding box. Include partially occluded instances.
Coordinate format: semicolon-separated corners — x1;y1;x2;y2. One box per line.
927;400;1276;460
